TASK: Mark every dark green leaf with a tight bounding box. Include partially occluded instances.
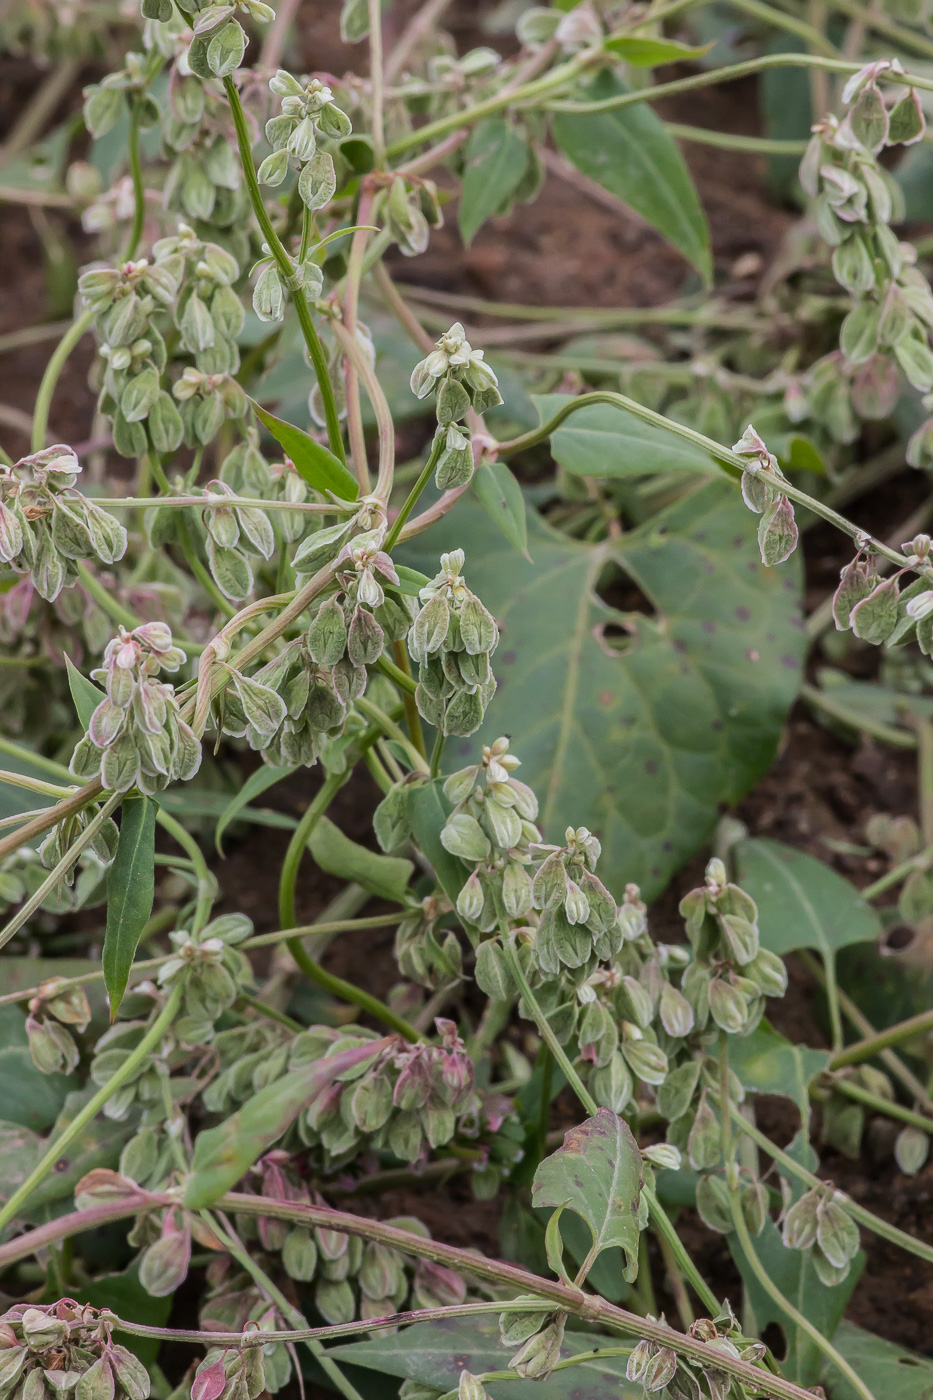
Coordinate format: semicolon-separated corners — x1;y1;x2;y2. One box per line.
25;1089;131;1212
533;393;714;478
103;796;157;1019
552;72;711;281
829;1322;933;1399
249;397;359;502
308;814;413;904
472;458;529;555
402;484;803;899
458;119;530;245
531;1108;643;1280
329;1315;643;1400
604;35;713;64
65;655;105;728
215;763;292;855
735;838;882;958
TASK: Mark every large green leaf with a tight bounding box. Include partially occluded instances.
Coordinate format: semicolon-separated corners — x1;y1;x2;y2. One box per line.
26;1089;131;1213
533;393;715;478
726;1019;829;1117
329;1316;642;1400
729;1132;863;1386
458;119;530;245
0;1122;41;1209
531;1109;643;1280
828;1322;933;1399
308;815;413;904
735;838;881;958
250;397;359;502
404;483;803;898
103;795;157;1019
552;71;711;281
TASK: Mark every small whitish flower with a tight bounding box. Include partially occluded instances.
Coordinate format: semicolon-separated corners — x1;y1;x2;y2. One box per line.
409;324;501;420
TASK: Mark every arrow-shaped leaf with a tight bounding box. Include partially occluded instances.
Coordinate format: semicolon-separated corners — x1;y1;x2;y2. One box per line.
532;1108;643;1281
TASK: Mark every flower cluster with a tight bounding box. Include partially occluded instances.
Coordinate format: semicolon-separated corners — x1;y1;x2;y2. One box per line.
801;61;933;434
156;913;255;1042
70;622;200;794
731;424;799;567
408;550;498;737
183;0;275;81
259;71;350;203
25;980;92;1075
410;323;503;446
221;637;352;767
0;1302;150;1400
0;446;127;601
627;1311;765;1400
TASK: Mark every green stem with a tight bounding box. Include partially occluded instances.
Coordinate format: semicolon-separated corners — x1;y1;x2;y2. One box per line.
801;681;916;749
430;729;446;779
830;1077;933;1135
368;0;386;166
498;392;910;570
829;1006;933;1068
177;514;237;620
0;984;182;1231
384;433;444;550
644;1183;722;1318
861;845;933;901
31;308;94;452
391;639;426;758
355;695;430;772
75;562;144;632
664;122;809;153
122;99;146;261
155;808;214;935
733;1107;933;1265
725;0;838;51
222;76;345;465
823;951;844;1054
375;654;418;695
545;54;933;114
279;770;422;1042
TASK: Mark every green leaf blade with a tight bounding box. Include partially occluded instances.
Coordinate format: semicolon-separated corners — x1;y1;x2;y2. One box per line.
103;795;157;1019
458;119;530;245
734;838;882;958
472;458;529;555
249;397;359;501
308;814;413;904
65;654;106;728
552;72;712;282
532;393;715;478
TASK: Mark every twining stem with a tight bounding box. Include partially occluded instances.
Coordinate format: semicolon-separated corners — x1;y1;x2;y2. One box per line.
31;308;94;452
278;767;423;1042
155;807;215;935
719;1036;877;1400
0;983;183;1232
391;639;426;757
75;562;146;633
222;76;345;465
498;392;911;570
368;0;386;167
823;950;844;1055
500;933;722;1319
733;1106;933;1267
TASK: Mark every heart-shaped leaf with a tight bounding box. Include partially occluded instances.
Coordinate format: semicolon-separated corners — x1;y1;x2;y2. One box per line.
249;397;359;501
727;1019;830;1117
403;482;803;898
829;1322;933;1399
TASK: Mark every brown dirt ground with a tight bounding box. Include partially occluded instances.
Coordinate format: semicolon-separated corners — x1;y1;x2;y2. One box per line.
4;0;933;1371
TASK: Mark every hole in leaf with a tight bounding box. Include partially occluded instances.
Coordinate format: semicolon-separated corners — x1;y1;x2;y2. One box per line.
881;923;917;954
761;1323;787;1363
595;562;657;619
